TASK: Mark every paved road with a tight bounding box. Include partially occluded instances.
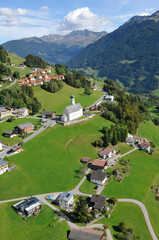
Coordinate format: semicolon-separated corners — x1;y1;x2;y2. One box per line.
120;147;137;157
0;79;17;91
118;199;158;240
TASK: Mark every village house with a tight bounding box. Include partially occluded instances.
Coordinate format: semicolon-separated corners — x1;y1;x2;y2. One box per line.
42;110;56;119
99;148;116;159
14;122;34;135
3;76;12;81
103;95;114;102
80;157;91;164
61;95;83;122
13;107;29;117
139;142;151;153
91;159;107;170
0;160;8;175
4;130;16;138
90;194;106;212
11;145;23;154
90;170;108;186
0;106;12;118
7;63;15;67
54;191;74;209
12;197;42;217
68;228;105;240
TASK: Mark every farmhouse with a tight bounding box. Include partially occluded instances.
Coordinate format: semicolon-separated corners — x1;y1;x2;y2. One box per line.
90;194;106;211
61;95;83;122
103;95;114;102
14;122;34;135
55;191;74;209
68;228;105;240
3;76;12;81
42;110;56;119
4;130;16;138
139;142;151;153
13;197;41;217
80;157;91;163
91;159;107;170
90;170;108;186
0;160;8;175
99;148;116;159
13;107;29;117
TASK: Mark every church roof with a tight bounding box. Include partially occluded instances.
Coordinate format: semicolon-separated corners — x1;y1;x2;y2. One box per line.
64;103;82;114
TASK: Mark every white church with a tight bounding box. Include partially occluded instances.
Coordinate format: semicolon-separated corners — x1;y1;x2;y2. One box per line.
61;94;83;122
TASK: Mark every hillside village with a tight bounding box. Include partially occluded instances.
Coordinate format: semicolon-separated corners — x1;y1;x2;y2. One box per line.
0;50;158;240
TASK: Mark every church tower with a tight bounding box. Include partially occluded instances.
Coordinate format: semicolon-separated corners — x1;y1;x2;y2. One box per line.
70;94;75;105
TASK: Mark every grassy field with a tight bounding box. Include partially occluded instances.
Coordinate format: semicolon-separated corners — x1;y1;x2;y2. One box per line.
137;121;159;147
0;202;69;240
96;202;152;240
102;148;159;238
0;118;40;145
0;116;112;200
34;83;103;114
8;53;25;65
152;88;159;97
113;142;133;155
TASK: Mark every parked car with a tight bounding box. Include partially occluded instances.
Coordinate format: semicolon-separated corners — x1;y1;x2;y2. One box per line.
94;185;98;190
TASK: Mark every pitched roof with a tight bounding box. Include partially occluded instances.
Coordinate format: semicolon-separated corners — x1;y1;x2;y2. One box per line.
56;191;73;202
140;142;151;147
99;148;115;156
64;103;82;114
80;157;91;163
42;111;55;115
91;159;107;167
91;194;106;210
90;170;107;181
68;229;104;240
16;122;34;130
4;130;14;135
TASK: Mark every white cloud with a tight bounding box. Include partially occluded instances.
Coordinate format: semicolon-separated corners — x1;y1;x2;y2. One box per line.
119;0;130;6
58;7;110;33
40;6;50;10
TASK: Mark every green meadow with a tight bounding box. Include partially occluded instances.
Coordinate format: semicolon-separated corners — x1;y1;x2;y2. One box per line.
0;116;112;200
0;118;40;145
34;83;103;114
0;203;69;240
96;202;152;240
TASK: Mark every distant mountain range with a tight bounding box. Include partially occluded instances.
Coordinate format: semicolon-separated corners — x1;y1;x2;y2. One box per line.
68;10;159;94
2;30;107;64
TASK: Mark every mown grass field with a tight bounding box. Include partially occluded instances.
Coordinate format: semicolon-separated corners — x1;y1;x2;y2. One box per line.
0;116;112;200
0;118;40;145
96;202;152;240
0;203;69;240
34;83;103;114
102;148;159;238
137;120;159;147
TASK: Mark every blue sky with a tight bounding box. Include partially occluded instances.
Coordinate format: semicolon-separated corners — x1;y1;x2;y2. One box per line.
0;0;158;43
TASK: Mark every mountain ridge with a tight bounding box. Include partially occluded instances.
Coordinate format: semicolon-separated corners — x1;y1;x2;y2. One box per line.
2;30;107;64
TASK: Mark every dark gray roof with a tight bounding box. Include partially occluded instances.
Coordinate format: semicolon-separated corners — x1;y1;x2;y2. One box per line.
56;191;73;202
68;229;103;240
14;197;40;211
91;194;106;210
0;160;8;167
16;122;34;130
4;130;13;135
13;108;28;114
64;103;82;114
91;170;107;181
42;111;55;115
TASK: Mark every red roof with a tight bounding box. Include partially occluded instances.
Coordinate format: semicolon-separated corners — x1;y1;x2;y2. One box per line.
80;157;91;163
140;142;151;147
82;228;104;236
99;148;115;156
92;159;107;167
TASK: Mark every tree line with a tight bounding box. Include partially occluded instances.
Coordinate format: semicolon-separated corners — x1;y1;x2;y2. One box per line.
25;54;47;68
41;79;63;93
0;86;41;114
